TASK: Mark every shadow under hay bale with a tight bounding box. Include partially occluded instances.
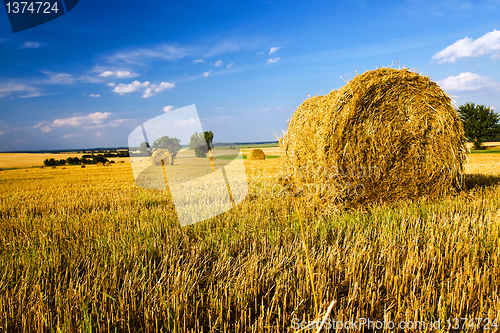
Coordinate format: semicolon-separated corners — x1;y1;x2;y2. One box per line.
279;68;467;211
464;173;500;190
247;149;266;160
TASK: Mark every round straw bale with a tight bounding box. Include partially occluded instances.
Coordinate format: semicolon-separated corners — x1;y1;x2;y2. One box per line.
247;148;266;160
279;68;467;211
151;148;172;166
96;162;104;167
104;162;110;166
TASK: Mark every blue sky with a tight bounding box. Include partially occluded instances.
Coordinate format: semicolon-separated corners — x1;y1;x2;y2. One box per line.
0;0;499;151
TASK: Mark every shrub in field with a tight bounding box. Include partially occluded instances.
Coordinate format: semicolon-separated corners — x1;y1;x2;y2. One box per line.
279;68;467;211
247;148;266;160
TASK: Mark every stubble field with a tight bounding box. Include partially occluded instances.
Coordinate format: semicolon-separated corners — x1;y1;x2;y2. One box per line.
0;152;499;332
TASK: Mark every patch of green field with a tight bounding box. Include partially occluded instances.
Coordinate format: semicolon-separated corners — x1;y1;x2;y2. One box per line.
469;149;500;154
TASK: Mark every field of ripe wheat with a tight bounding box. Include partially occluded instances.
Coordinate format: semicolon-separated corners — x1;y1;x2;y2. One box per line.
0;154;499;332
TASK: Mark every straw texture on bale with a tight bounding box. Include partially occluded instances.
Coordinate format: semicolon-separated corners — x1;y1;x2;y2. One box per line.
279;68;467;211
247;149;266;160
96;162;104;167
151;148;172;166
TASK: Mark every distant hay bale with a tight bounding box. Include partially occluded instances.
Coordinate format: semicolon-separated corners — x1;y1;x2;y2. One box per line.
39;166;44;169
104;162;110;166
151;148;172;166
247;149;266;160
62;167;66;169
279;68;467;211
96;162;104;167
118;161;125;164
81;165;86;168
51;166;57;169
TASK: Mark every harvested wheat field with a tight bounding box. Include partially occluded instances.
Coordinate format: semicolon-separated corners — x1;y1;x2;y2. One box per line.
0;150;500;332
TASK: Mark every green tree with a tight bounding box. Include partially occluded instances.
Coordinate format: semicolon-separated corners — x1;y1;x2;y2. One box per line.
204;130;214;151
457;102;500;150
138;142;151;156
151;136;182;165
189;132;210;157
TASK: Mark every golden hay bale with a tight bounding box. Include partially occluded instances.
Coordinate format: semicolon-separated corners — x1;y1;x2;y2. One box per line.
96;162;104;167
151;148;172;166
51;166;57;169
81;165;86;168
279;68;467;211
247;149;266;160
105;162;110;166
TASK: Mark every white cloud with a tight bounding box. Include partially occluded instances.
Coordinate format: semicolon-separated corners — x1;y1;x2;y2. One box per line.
111;80;174;98
112;80;150;94
205;41;240;57
257;51;264;55
98;70;138;78
433;29;500;63
106;82;115;87
269;46;281;54
0;83;40;98
142;82;175;98
193;59;204;63
163;105;174;112
267;57;280;64
90;94;100;97
19;41;46;49
214;60;223;66
437;72;499;91
203;70;212;77
227;62;233;68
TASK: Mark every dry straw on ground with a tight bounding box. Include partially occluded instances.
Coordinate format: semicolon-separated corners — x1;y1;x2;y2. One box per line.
151;148;172;166
247;148;266;160
279;68;467;211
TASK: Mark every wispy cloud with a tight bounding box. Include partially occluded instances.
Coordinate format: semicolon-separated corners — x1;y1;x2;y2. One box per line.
112;80;175;98
433;29;500;63
19;41;46;49
89;94;100;97
437;72;499;91
40;71;75;84
98;70;139;78
35;112;130;134
193;59;204;63
108;44;186;65
203;70;212;77
269;46;280;54
267;57;280;64
0;82;41;98
214;60;223;66
205;41;240;57
227;62;233;68
163;105;174;112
